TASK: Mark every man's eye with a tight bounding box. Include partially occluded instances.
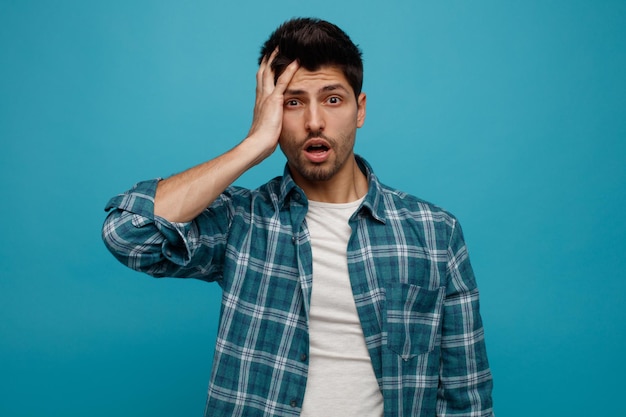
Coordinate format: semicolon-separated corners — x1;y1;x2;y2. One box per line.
285;99;299;106
328;96;341;104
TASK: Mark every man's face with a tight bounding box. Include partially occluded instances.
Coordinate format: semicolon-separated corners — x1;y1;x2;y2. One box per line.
278;66;366;185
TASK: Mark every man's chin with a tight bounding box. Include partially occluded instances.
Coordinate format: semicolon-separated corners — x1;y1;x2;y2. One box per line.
291;160;337;183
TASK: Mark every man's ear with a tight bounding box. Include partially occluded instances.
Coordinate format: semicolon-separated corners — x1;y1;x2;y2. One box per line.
356;93;367;128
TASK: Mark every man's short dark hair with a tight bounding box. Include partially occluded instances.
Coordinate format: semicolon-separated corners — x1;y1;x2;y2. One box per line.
259;18;364;98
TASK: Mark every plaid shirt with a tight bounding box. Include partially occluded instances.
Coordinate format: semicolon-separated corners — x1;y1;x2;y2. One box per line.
103;156;494;416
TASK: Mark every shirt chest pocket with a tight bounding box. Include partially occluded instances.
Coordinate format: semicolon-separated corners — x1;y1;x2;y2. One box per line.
384;283;445;360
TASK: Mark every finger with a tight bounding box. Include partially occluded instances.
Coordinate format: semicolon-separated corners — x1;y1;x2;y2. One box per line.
267;47;279;66
274;60;299;93
262;48;280;93
258;48;278;83
256;48;278;105
255;65;264;99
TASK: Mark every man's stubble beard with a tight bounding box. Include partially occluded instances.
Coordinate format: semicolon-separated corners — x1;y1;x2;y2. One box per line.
280;129;356;183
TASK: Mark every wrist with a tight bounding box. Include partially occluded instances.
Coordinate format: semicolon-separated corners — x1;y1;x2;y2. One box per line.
239;134;278;166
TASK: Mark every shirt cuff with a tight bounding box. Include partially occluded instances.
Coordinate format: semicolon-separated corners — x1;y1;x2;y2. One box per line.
104;179;197;266
104;179;159;219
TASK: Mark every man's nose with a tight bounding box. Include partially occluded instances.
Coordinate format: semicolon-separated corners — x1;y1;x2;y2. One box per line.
305;103;325;132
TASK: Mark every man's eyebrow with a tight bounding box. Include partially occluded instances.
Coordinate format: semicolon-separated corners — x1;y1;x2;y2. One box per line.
319;83;349;94
285;84;350;96
285;88;306;96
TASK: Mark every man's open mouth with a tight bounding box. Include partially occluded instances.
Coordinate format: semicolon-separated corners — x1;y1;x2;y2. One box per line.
307;144;329;153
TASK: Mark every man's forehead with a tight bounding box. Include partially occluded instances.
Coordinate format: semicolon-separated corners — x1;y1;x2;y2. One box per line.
286;66;352;93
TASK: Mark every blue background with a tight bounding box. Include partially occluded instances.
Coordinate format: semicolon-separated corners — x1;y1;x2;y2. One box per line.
1;1;625;415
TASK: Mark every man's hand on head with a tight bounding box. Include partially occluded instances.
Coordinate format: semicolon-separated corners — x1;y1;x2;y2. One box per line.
246;49;299;164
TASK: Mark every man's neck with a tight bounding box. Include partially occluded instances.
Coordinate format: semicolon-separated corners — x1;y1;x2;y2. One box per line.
295;157;369;203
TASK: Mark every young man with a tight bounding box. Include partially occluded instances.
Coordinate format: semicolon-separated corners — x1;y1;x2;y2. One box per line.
103;18;494;417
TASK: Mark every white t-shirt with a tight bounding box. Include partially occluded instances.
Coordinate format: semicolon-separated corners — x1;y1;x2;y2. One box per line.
300;198;384;417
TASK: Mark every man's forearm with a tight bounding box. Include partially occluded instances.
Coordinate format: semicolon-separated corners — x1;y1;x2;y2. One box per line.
154;138;270;223
154;52;299;223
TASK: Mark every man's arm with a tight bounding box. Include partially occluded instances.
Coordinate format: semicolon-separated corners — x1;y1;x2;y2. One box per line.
102;51;299;278
437;219;494;415
154;51;299;223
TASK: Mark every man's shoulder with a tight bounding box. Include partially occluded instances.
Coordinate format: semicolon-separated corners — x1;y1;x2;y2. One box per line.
377;182;457;226
359;156;457;227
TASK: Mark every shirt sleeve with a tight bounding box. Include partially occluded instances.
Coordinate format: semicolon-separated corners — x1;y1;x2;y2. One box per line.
437;218;494;415
101;179;230;281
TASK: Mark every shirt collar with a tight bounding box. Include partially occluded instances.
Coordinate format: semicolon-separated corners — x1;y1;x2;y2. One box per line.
277;155;387;224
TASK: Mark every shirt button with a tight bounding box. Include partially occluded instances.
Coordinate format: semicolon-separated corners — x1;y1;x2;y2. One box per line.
293;193;301;201
300;353;307;362
291;236;296;243
290;399;298;408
